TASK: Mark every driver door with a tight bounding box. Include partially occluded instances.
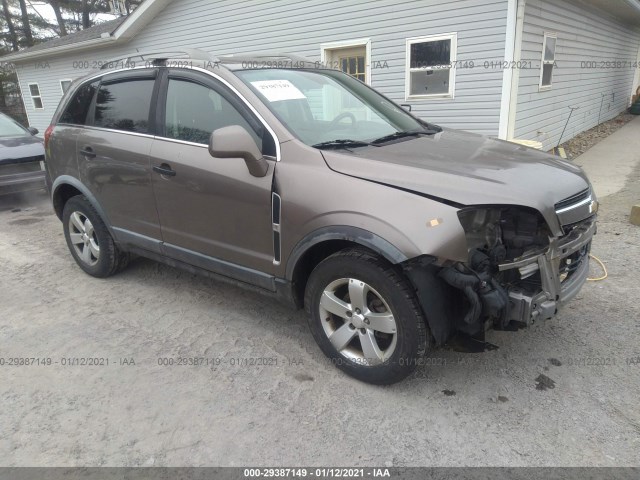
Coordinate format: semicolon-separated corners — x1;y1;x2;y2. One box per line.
149;69;277;284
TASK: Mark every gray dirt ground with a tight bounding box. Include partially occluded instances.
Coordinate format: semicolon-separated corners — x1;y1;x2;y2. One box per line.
1;166;639;467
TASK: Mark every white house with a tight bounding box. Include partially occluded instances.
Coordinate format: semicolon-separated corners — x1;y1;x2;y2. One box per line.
3;0;640;150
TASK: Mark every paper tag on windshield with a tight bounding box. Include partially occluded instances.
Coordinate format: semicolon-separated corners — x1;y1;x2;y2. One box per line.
250;80;306;102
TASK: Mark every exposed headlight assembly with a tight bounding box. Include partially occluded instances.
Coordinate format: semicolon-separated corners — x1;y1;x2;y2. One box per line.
457;206;551;264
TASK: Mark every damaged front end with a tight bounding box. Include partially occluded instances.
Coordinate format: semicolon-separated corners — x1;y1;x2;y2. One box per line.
406;191;597;343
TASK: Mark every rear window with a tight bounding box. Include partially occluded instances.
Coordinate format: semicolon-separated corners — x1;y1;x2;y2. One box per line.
93;79;154;133
59;81;98;125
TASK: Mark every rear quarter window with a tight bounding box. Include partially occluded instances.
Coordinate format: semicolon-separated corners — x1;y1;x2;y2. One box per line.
93;79;154;133
59;81;98;125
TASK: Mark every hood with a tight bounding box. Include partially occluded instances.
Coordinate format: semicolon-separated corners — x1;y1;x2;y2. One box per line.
0;135;44;163
321;128;590;228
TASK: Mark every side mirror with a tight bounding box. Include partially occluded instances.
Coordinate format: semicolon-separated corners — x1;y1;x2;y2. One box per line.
27;127;39;135
208;125;269;177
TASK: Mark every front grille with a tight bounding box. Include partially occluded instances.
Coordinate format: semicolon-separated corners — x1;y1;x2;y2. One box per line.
555;188;590;211
0;155;44;175
555;187;595;226
561;215;595;235
0;154;45;166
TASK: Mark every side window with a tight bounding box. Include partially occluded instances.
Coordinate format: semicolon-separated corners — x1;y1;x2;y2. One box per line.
59;81;98;125
28;83;44;109
539;33;557;90
164;78;263;148
60;80;72;94
406;33;457;99
94;79;154;133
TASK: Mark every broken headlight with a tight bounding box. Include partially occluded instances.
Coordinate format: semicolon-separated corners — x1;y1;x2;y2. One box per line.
457;207;551;264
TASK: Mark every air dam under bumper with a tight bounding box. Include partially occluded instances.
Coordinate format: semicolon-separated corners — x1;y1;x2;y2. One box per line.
499;216;597;325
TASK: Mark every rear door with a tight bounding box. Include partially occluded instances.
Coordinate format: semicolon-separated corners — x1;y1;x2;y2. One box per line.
48;79;99;182
149;68;277;281
77;69;162;247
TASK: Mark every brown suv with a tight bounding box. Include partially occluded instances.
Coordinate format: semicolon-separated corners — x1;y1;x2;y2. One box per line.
45;50;597;384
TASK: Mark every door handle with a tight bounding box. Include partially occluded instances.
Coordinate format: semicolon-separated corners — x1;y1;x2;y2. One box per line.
79;146;96;158
153;163;176;177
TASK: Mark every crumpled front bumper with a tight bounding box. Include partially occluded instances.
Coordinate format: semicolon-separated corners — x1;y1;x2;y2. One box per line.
498;216;596;324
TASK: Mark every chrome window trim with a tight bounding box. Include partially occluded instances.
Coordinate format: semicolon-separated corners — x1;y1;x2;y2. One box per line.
63;124;156;139
74;65;281;161
152;136;208;148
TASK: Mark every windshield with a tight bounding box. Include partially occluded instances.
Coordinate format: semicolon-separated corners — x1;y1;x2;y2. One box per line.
235;68;427;147
0;115;29;137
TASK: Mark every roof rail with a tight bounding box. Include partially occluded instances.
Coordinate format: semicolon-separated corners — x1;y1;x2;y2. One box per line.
217;52;312;65
99;48;218;69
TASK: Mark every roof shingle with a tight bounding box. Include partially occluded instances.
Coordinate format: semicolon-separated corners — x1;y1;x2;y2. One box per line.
3;17;126;57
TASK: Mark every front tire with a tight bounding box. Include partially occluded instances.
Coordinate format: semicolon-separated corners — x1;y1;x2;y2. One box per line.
62;195;129;278
305;248;430;384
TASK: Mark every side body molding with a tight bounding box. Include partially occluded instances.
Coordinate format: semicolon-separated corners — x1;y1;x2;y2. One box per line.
285;225;409;280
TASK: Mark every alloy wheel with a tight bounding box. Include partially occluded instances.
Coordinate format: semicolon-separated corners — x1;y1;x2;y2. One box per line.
319;277;398;365
68;211;100;266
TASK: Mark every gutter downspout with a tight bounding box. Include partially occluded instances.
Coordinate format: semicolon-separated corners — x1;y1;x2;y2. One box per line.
506;0;526;140
498;0;518;139
631;41;640;106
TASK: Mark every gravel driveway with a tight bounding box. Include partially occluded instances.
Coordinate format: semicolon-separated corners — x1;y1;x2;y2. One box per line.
1;165;639;466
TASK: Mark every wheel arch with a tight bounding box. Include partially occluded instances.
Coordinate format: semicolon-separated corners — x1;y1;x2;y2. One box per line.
285;226;409;308
52;176;113;235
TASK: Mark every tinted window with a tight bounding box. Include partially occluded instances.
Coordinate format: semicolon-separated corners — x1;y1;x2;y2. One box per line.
164;79;262;147
60;81;98;125
94;79;154;133
410;39;451;68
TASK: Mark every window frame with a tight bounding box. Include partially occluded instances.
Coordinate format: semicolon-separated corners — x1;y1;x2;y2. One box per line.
28;83;44;110
60;79;73;95
156;69;276;157
539;32;557;91
58;79;99;126
320;38;371;85
88;69;159;135
405;32;457;101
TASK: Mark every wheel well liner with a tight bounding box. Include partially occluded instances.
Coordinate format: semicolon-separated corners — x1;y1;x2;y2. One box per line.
52;183;82;220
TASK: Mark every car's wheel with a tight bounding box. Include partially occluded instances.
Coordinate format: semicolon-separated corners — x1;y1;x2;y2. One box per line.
305;248;430;384
62;195;129;278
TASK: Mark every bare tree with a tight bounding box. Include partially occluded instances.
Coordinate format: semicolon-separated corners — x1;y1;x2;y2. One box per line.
80;0;100;29
17;0;33;46
50;0;67;35
2;0;19;50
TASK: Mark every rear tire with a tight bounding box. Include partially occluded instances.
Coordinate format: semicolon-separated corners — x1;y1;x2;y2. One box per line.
62;195;129;278
305;248;430;384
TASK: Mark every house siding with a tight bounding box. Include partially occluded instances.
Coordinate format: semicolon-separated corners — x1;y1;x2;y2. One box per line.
13;0;509;135
514;0;640;150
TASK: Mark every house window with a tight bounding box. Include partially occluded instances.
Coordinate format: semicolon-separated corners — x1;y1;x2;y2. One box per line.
321;40;370;84
340;56;366;82
60;80;72;94
28;83;43;109
406;33;457;99
539;33;557;90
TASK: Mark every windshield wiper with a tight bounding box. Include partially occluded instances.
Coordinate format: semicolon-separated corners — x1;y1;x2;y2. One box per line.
311;139;373;150
371;129;438;145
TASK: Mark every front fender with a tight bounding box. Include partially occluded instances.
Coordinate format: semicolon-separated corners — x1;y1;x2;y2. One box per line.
285;225;408;280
